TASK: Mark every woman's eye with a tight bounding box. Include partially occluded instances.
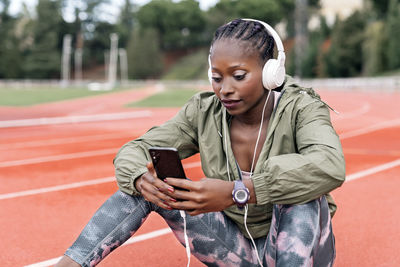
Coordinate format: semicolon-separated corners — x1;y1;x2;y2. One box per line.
234;74;246;81
212;77;222;83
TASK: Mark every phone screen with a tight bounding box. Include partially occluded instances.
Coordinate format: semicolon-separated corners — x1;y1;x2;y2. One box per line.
149;147;186;179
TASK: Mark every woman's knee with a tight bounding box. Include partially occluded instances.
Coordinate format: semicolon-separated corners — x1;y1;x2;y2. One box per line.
271;196;335;265
276;196;330;222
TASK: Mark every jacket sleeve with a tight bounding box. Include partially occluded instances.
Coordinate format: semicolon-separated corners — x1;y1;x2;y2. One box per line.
114;98;200;196
252;99;346;205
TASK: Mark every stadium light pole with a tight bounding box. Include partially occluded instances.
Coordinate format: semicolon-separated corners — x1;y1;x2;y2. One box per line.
74;32;84;84
295;0;309;78
104;50;109;81
61;34;72;87
107;33;119;89
74;48;83;83
119;48;128;85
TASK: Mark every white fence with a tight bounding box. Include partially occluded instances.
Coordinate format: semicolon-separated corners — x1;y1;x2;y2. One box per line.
297;76;400;91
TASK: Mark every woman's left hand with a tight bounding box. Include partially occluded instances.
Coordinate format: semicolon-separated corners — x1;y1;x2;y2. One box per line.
163;178;234;216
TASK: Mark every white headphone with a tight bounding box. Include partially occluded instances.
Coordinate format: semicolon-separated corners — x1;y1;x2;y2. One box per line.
208;18;286;90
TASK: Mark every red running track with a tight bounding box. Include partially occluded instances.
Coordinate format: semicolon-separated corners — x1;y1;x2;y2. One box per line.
1;87;400;266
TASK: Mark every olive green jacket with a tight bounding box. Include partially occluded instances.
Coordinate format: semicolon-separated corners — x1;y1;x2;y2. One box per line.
114;76;346;238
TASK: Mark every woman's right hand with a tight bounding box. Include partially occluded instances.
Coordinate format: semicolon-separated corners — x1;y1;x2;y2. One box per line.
134;162;177;210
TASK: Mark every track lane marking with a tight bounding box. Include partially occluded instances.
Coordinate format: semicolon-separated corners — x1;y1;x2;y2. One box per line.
23;228;173;267
343;148;400;156
0;177;115;200
0;110;152;128
339;118;400;140
0;133;135;150
2;117;400;168
0;148;118;168
0;161;202;200
332;102;370;121
346;158;400;182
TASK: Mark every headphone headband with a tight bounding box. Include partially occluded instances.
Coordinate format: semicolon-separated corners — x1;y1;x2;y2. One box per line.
241;18;284;53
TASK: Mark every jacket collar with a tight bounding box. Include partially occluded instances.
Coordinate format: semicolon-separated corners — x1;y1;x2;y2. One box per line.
253;75;302;173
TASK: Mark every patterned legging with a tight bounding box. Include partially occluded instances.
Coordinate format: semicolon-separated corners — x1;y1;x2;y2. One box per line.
65;190;335;267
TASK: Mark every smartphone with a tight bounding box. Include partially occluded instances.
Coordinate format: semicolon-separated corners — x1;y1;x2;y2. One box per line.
148;147;187;180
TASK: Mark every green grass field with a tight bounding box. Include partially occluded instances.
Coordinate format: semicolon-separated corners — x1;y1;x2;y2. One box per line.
0;87;122;106
0;85;200;107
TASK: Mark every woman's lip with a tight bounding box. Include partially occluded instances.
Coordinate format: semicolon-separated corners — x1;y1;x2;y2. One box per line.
221;99;241;109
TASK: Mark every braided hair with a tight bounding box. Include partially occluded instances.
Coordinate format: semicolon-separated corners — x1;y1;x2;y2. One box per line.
211;19;275;63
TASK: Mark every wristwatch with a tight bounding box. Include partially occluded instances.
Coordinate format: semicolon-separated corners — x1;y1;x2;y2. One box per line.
232;180;250;209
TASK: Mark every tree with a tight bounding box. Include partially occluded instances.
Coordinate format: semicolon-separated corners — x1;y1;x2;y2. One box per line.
60;0;112;68
0;0;10;15
86;21;118;64
323;11;367;77
362;21;387;75
206;0;296;34
127;28;163;79
367;0;391;18
137;0;206;50
386;0;400;70
0;0;24;78
116;0;136;49
23;0;64;78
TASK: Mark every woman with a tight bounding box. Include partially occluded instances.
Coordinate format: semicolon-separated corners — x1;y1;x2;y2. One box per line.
56;18;345;267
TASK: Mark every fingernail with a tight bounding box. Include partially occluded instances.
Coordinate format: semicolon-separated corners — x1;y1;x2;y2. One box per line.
170;197;177;202
168;186;174;193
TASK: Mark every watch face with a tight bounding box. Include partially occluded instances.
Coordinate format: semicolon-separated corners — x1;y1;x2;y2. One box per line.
232;180;249;207
234;189;248;204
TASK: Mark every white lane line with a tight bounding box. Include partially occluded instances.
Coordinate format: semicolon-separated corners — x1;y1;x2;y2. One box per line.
0;100;370;149
0;148;117;168
0;133;134;150
24;227;172;267
0;177;115;200
0;110;152;128
339;118;400;140
0;161;201;200
0;151;202;168
346;158;400;182
0;109;398;167
183;161;201;169
332;102;370;121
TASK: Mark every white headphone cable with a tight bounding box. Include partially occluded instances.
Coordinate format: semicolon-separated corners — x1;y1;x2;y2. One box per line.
180;210;191;267
250;89;271;176
244;204;264;267
245;89;272;267
181;103;235;267
224;109;232;181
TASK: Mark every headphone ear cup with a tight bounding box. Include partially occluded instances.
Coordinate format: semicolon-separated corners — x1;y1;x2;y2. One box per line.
262;59;285;90
262;59;277;90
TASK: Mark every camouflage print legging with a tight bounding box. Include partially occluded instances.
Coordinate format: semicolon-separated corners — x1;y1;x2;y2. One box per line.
65;190;335;267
